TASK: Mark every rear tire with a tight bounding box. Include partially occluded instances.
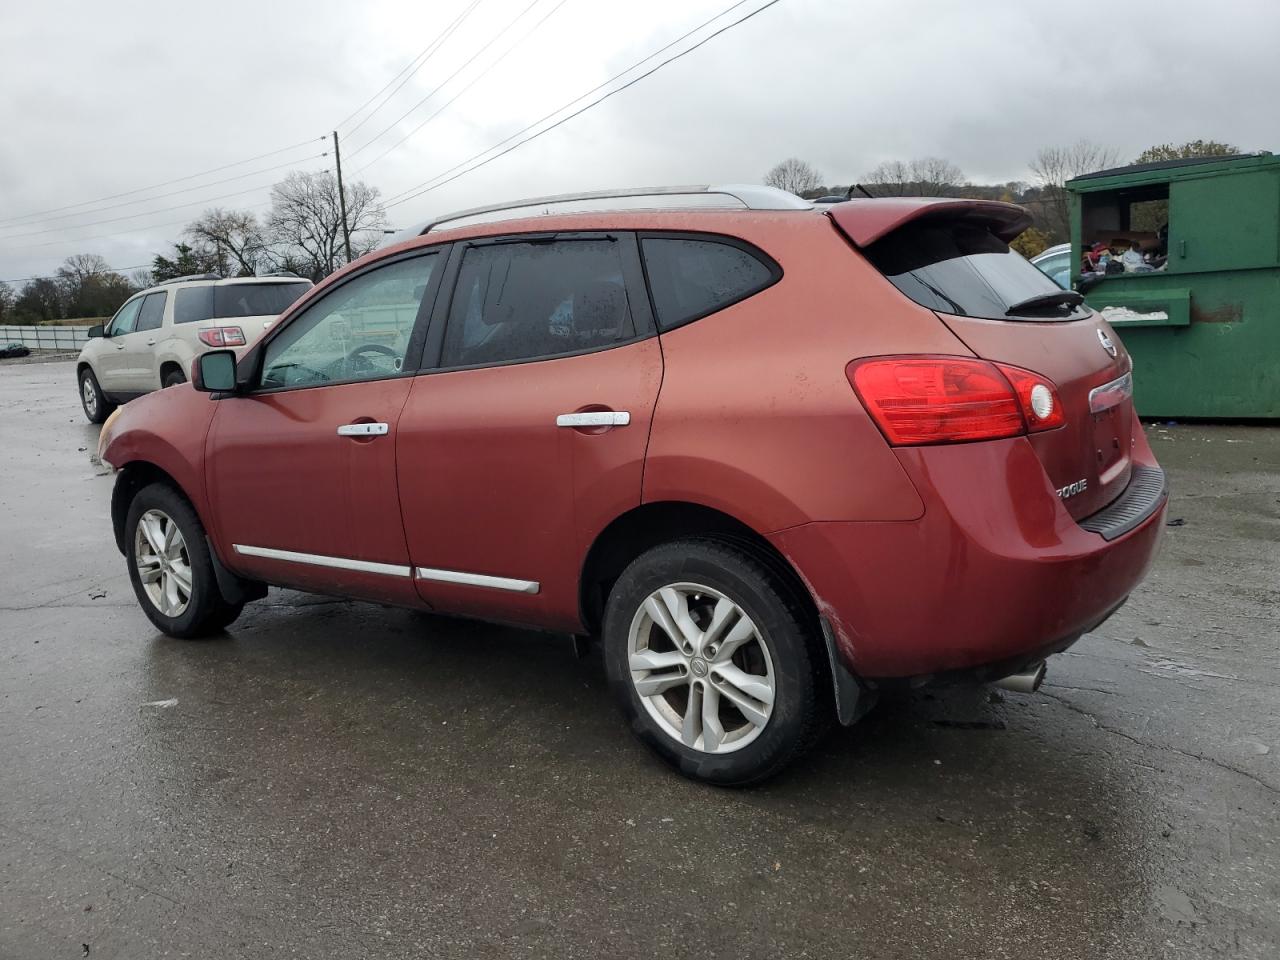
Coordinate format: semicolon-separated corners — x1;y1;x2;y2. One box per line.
162;367;186;388
125;483;243;638
603;538;828;786
79;367;114;424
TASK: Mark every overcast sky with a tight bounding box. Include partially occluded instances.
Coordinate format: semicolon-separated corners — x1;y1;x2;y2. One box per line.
2;0;1277;285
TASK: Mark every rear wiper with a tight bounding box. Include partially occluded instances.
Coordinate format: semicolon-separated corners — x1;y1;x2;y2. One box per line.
1005;290;1084;315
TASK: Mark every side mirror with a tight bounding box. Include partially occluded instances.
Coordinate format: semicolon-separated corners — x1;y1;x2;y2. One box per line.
88;324;106;339
194;350;238;394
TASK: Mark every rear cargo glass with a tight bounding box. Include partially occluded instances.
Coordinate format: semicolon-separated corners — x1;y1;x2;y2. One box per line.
174;282;310;323
864;220;1091;321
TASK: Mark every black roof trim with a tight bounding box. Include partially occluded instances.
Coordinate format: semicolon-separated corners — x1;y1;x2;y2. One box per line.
1071;153;1270;183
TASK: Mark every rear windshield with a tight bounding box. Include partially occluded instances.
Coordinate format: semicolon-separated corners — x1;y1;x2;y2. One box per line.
864;220;1090;321
174;282;310;323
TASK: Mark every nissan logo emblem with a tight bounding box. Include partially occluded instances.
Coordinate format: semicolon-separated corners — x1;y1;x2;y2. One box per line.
1097;328;1117;358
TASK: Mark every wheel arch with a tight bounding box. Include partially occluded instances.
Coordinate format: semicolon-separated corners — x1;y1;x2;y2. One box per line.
580;500;873;725
110;459;265;606
580;501;817;637
110;461;186;555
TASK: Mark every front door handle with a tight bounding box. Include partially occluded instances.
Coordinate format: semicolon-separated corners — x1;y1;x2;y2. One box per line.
337;422;389;437
556;411;630;428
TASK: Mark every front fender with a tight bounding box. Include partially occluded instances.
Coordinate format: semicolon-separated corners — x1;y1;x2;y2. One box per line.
101;387;219;545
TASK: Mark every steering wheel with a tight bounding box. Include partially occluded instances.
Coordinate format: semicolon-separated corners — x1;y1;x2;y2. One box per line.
342;343;400;376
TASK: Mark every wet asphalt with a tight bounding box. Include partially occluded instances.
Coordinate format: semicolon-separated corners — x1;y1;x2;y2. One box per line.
1;358;1277;960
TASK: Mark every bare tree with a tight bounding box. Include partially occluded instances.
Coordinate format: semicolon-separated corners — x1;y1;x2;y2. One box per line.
128;268;154;290
763;158;823;196
56;253;112;285
1028;140;1120;240
0;282;17;323
56;254;131;318
862;157;967;197
185;208;267;277
266;171;386;280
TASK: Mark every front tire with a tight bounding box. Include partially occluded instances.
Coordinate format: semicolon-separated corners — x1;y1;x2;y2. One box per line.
79;367;114;424
603;538;828;786
125;483;243;638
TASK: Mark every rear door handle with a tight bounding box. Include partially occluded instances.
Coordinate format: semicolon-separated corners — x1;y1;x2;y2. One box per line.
337;422;389;437
556;412;630;427
146;339;156;346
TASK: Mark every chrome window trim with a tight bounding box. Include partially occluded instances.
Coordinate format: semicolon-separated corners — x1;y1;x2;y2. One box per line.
233;544;412;577
415;567;540;594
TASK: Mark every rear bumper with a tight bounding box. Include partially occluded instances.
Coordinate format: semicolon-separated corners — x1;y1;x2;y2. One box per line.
769;435;1167;679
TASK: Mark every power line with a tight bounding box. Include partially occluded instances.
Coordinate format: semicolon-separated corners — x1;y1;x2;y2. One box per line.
385;0;778;211
0;153;328;237
0;150;332;255
0;154;326;243
355;0;571;175
0;137;326;228
1;263;151;286
346;0;545;161
340;0;485;141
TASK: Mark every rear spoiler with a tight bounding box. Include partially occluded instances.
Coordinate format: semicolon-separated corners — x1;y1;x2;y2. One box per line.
825;198;1033;247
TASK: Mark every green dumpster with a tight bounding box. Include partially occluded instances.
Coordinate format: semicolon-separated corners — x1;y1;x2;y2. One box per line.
1066;152;1280;418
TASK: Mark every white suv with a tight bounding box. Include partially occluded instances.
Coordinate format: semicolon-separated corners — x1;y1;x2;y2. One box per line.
77;273;312;422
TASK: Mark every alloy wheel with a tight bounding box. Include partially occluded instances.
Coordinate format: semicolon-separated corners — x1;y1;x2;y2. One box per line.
82;377;97;417
133;509;193;617
627;582;775;754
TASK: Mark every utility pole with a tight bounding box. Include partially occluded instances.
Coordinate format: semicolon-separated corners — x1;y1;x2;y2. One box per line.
332;131;353;264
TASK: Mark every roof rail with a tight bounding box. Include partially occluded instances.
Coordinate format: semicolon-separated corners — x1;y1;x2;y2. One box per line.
415;183;813;235
154;272;221;286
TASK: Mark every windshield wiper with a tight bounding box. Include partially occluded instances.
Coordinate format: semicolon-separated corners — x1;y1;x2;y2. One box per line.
1005;290;1084;315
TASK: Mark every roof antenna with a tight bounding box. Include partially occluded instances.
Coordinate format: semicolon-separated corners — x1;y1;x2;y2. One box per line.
848;183;875;199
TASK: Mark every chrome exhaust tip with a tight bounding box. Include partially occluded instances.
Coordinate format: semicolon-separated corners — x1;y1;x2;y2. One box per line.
993;661;1046;694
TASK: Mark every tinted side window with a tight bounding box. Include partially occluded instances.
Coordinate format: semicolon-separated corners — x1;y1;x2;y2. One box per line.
261;254;437;389
641;237;777;331
107;297;143;336
135;291;168;332
442;239;635;367
214;282;311;318
174;287;214;324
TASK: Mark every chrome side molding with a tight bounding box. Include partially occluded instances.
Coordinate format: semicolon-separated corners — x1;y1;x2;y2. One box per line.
415;567;540;594
233;544;540;594
233;544;411;577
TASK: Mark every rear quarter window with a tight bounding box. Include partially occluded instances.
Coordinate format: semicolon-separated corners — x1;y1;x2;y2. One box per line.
641;236;779;331
174;287;214;324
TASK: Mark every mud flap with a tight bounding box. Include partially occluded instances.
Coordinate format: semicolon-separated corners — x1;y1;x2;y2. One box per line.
819;617;877;726
206;537;268;605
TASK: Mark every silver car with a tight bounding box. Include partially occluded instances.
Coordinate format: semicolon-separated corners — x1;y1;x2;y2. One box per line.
77;273;311;422
1031;242;1072;289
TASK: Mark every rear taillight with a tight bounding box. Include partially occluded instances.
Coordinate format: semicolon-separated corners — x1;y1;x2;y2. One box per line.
846;356;1064;445
198;326;246;348
994;363;1066;432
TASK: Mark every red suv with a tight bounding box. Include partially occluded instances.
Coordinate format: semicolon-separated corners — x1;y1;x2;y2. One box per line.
97;185;1166;785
